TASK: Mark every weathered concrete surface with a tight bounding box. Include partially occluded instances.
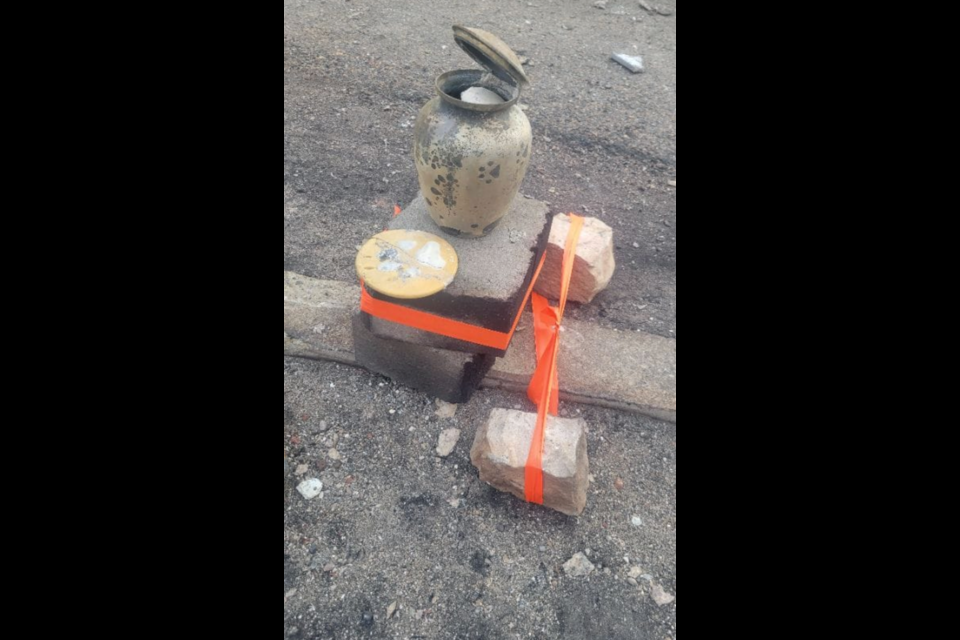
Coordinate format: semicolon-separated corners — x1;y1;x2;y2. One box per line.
470;408;588;516
284;272;358;365
494;312;676;422
284;272;676;421
535;213;616;304
352;313;493;404
386;193;550;304
365;194;552;337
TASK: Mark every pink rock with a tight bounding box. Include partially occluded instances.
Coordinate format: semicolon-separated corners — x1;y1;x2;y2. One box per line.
470;408;589;515
534;214;615;304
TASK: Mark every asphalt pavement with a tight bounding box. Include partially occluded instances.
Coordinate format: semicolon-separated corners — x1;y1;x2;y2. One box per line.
284;2;677;638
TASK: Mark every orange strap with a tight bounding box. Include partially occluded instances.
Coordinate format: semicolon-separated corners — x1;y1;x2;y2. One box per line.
524;214;583;505
360;252;547;350
528;293;559;415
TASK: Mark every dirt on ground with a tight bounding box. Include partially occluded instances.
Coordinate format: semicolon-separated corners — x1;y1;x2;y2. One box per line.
284;2;677;637
284;358;677;640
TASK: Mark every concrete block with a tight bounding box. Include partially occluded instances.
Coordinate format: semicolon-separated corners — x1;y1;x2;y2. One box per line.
351;312;493;403
470;408;589;516
364;194;552;356
534;214;615;304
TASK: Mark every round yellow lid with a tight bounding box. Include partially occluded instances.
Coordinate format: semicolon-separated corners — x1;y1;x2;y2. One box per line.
356;230;459;299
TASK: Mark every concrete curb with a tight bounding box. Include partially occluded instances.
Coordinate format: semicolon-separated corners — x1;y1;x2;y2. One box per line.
284;271;676;422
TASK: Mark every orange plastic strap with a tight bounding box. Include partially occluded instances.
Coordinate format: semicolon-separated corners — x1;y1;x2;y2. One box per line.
527;293;559;415
360;252;547;350
524;214;584;505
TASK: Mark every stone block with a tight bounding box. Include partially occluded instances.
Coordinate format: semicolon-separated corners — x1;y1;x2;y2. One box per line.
470;408;589;516
364;194;552;356
351;312;493;403
534;214;615;304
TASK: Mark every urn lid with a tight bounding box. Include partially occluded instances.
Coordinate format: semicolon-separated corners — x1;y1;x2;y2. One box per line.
356;230;459;299
452;26;530;88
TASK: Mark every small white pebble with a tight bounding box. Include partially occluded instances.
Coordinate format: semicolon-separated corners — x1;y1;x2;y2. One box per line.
296;478;323;500
461;87;505;105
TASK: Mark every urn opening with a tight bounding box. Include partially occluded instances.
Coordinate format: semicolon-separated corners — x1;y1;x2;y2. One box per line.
436;69;519;112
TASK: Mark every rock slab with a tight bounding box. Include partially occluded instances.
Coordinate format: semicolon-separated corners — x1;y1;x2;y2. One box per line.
365;193;553;356
534;214;615;304
470;408;589;516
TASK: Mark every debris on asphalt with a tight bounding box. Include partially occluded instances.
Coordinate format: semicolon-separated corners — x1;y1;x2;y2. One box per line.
435;399;459;418
651;583;675;606
386;601;397;619
627;577;639;586
631;515;643;527
563;552;596;577
593;0;607;8
296;478;323;499
436;428;461;457
614;477;625;490
655;6;674;16
328;448;342;460
612;53;644;74
628;566;644;579
295;463;309;476
638;0;654;11
668;180;676;187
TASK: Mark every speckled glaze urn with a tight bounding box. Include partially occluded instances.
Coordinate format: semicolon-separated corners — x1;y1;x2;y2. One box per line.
413;26;532;238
